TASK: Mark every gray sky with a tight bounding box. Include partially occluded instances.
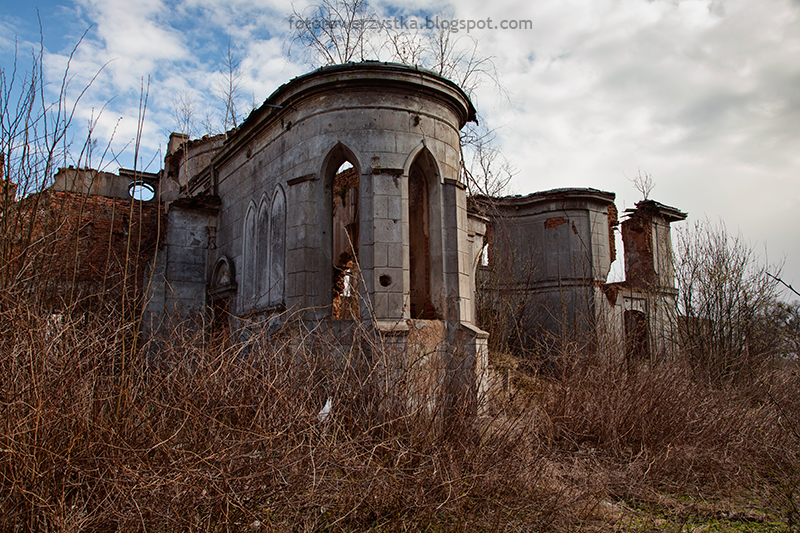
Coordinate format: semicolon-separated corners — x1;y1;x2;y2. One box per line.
2;0;799;293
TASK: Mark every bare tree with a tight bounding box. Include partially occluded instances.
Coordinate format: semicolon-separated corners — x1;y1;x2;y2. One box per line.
285;0;504;101
460;125;516;197
286;0;512;197
422;28;500;98
287;0;376;65
213;35;245;132
170;90;197;138
170;38;245;138
675;219;783;382
384;28;426;66
628;168;655;201
381;13;508;197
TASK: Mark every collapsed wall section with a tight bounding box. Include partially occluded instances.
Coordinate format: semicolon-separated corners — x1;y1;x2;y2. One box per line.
5;168;163;310
476;190;686;367
609;200;687;363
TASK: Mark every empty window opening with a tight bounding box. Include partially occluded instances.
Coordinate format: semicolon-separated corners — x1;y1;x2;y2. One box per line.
257;198;270;306
479;239;490;267
128;181;155;201
625;309;649;362
409;160;436;319
332;161;359;319
244;204;257;303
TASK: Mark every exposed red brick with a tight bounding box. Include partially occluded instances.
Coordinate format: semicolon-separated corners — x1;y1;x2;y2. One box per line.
333;166;359;191
4;190;164;308
607;203;618;262
544;216;567;229
621;209;655;289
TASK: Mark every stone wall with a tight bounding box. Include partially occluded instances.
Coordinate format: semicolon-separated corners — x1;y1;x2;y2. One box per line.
196;63;476;328
149;62;489;413
475;191;686;366
143;196;218;333
474;188;617;355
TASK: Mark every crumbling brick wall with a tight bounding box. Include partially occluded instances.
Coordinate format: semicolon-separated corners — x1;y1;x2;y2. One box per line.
4;190;163;309
621;208;655;290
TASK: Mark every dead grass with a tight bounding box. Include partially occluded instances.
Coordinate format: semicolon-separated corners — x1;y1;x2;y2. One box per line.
0;294;798;532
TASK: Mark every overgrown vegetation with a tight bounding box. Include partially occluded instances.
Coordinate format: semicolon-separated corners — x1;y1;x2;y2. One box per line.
1;295;799;531
675;219;792;383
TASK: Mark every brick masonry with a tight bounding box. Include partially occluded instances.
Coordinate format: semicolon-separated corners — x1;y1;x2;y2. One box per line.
6;189;163;308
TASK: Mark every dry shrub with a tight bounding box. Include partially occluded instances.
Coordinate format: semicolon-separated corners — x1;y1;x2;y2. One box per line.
539;352;800;512
0;299;575;532
2;282;799;532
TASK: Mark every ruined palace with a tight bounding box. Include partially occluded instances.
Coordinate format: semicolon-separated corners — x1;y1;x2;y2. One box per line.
7;61;687;394
147;62;490;406
473;190;685;364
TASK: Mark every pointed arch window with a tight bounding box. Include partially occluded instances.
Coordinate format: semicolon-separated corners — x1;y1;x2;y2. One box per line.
243;203;257;303
269;186;286;304
332;164;359;318
408;150;441;319
257;194;271;307
241;189;286;311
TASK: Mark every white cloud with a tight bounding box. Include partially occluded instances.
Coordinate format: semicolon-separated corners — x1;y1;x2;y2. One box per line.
452;0;800;285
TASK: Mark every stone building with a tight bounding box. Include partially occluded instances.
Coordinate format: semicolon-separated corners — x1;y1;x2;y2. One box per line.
144;62;491;408
474;190;685;366
6;61;688;402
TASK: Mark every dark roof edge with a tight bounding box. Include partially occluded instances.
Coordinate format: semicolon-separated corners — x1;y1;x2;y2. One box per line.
474;187;616;208
212;62;477;167
262;61;477;123
625;199;687;222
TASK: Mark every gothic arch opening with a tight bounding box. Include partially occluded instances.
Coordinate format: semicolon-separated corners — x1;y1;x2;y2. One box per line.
269;186;286;305
256;194;270;307
324;144;360;319
243;202;257;304
408;149;441;319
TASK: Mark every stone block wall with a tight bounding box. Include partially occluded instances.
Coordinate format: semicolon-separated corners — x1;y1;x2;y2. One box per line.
185;63;480;330
150;62;489;413
476;191;686;365
474;188;617;354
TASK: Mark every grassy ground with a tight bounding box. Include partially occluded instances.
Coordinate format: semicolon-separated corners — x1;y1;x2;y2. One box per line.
0;299;797;531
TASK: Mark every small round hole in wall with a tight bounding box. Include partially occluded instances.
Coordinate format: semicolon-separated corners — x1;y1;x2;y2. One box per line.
379;274;391;287
128;181;155;201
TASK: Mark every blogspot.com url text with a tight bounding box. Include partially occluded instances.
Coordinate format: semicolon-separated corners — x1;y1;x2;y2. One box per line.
288;15;534;34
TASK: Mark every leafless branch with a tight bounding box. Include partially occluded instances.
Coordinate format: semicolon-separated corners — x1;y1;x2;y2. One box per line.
628;168;655;201
287;0;375;66
212;35;245;132
767;271;800;298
